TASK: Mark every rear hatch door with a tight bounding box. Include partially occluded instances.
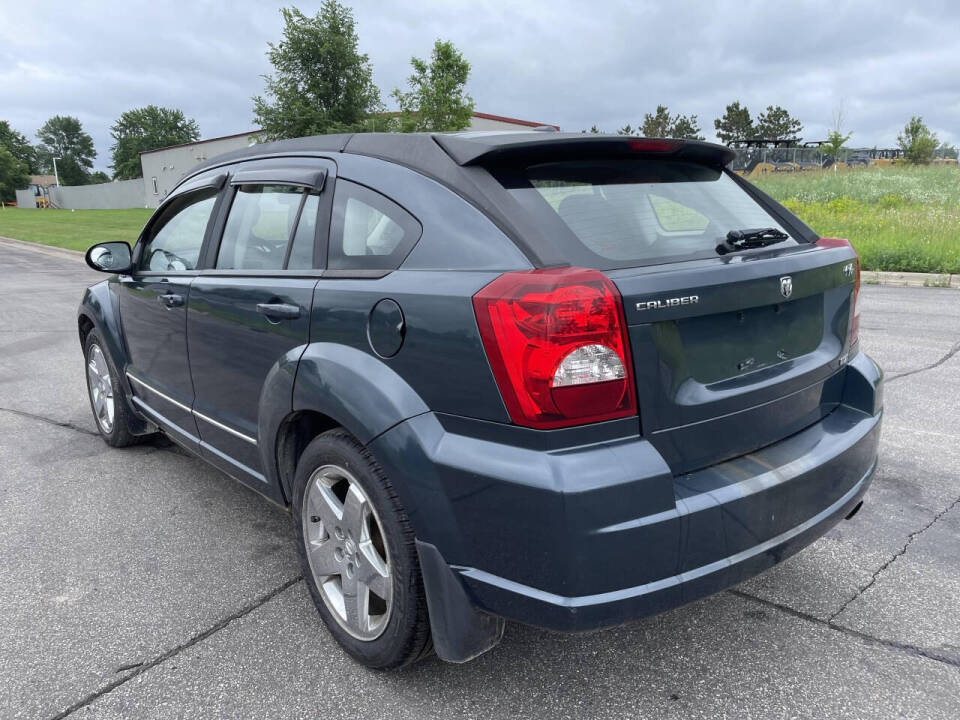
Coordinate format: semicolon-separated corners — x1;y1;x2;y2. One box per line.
483;146;858;473
612;246;857;473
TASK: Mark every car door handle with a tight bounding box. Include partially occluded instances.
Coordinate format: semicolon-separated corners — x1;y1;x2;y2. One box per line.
256;302;301;320
158;293;184;308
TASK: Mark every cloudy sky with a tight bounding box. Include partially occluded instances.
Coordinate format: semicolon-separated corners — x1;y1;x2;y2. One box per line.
2;0;957;172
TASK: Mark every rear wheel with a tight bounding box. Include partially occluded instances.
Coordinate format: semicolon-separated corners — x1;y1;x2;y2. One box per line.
292;429;431;669
83;331;144;447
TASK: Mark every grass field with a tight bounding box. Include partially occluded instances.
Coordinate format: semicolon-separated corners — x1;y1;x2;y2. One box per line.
0;208;152;252
1;165;957;273
754;166;960;274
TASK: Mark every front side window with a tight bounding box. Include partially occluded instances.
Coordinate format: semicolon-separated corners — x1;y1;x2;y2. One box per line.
217;184;306;270
139;189;218;272
328;180;421;271
494;159;795;269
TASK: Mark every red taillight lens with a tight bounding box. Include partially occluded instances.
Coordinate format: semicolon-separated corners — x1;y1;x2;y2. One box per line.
817;237;861;347
473;267;637;429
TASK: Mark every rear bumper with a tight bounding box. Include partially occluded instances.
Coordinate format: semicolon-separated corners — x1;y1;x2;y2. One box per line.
370;352;882;635
458;442;876;631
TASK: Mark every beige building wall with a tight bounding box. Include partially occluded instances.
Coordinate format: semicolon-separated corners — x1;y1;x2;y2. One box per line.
140;132;259;207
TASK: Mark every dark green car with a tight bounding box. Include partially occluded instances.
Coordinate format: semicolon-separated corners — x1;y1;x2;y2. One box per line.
78;132;882;668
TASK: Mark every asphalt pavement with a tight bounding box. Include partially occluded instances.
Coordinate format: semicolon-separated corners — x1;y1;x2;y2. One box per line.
1;237;958;719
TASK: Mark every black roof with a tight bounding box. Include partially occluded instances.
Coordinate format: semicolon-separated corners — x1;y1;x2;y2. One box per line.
190;131;735;180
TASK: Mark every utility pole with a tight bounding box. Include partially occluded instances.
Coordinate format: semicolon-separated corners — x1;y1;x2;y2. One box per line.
54;130;68;186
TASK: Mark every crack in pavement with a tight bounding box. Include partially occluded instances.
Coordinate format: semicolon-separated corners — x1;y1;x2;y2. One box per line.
0;406;99;437
729;589;960;670
886;337;960;384
0;406;193;457
49;577;303;720
827;494;960;623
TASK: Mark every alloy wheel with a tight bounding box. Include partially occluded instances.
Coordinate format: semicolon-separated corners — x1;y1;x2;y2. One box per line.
86;344;115;434
302;464;393;640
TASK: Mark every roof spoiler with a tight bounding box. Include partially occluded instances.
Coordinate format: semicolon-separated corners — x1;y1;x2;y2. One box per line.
434;133;737;168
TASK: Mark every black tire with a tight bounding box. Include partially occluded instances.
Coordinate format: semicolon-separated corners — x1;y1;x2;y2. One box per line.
292;428;432;669
83;331;146;448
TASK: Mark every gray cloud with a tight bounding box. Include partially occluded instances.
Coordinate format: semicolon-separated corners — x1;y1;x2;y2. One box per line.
2;0;957;172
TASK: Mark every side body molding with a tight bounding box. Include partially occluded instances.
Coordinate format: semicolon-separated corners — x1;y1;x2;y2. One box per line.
77;280;153;436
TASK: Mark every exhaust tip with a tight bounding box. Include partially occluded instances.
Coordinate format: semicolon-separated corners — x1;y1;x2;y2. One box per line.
845;500;864;521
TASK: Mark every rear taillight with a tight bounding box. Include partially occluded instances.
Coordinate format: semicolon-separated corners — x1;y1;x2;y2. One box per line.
472;267;637;429
817;237;861;347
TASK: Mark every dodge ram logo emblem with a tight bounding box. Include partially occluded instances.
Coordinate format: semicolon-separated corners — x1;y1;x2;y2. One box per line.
780;276;793;298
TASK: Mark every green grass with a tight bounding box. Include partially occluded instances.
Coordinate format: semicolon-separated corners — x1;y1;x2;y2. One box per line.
0;208;152;252
754;166;960;273
2;166;958;274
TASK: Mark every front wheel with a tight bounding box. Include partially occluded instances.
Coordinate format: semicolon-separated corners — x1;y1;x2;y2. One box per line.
83;331;144;447
292;429;431;669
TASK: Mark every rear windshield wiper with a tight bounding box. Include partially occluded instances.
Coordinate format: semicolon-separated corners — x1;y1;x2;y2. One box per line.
716;228;790;255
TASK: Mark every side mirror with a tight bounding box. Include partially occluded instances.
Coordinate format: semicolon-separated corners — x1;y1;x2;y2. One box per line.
85;242;133;274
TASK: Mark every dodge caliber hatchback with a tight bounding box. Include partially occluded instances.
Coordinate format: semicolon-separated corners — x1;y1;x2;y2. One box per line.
78;132;882;668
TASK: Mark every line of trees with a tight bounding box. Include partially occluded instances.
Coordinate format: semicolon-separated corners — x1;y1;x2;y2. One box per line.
585;101;802;142
713;102;804;143
0;105;200;199
612;105;704;140
586;101;956;165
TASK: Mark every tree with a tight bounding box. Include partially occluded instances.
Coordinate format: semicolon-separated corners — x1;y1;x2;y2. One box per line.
714;101;753;144
35;115;96;185
253;3;382;140
639;105;704;139
669;114;704;140
0;146;30;203
110;106;200;180
391;40;474;132
897;116;938;164
617;124;635;136
754;105;803;141
822;130;852;161
940;143;958;160
0;121;37;173
90;170;111;184
641;105;672;138
51;156;91;186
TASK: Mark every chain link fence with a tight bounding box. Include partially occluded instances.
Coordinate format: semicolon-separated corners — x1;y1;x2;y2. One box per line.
729;145;957;175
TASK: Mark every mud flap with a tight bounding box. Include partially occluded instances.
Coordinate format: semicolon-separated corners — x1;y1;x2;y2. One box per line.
416;540;505;663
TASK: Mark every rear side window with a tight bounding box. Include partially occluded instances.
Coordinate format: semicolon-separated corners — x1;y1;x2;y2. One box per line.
492;160;795;269
328;180;421;271
139;189;218;272
286;192;320;270
217;185;307;270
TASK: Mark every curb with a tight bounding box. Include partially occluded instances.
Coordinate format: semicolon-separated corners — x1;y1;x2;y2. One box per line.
1;236;958;288
862;270;960;289
0;235;85;262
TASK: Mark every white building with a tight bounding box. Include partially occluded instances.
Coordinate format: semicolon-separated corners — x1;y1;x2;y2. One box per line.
139;112;559;207
139;130;260;207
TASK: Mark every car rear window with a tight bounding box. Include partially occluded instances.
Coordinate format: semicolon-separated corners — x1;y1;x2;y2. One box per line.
492;159;797;269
